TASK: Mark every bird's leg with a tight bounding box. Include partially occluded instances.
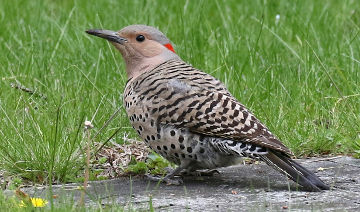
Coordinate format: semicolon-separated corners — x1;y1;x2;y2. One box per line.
180;169;220;177
145;166;184;185
145;161;191;185
163;166;175;174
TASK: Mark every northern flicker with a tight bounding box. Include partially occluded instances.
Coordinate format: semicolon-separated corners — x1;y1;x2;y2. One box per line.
86;25;329;191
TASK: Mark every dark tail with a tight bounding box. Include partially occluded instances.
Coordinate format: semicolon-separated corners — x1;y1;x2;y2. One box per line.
260;151;330;192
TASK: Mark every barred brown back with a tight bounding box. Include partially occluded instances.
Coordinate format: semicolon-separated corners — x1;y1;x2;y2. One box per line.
124;59;291;157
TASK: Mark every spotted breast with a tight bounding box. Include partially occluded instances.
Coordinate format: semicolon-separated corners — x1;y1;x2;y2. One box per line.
123;60;284;170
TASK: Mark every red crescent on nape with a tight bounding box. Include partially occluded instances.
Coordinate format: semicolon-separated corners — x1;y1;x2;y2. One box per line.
164;43;175;53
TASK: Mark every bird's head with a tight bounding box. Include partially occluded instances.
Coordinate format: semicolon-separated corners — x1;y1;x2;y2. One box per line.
86;25;179;79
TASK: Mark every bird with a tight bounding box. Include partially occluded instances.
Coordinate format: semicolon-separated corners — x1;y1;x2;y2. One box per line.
86;25;329;191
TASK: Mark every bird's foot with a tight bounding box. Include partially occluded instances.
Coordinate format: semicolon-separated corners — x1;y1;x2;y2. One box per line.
164;167;175;174
144;174;183;185
181;169;220;177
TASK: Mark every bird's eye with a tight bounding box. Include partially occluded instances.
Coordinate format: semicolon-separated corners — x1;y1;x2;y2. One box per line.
136;35;145;42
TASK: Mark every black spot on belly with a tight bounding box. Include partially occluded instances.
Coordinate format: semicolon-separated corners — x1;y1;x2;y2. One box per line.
150;120;154;127
170;130;175;136
171;144;176;149
139;126;143;131
199;148;205;153
249;145;256;152
175;153;179;158
146;135;150;140
181;153;185;158
157;146;161;150
188;155;193;158
180;144;185;150
151;135;155;140
178;135;184;143
157;134;161;139
187;147;193;153
137;130;141;135
163;145;168;150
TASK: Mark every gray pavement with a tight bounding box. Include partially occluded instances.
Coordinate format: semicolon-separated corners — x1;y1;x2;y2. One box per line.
9;156;360;211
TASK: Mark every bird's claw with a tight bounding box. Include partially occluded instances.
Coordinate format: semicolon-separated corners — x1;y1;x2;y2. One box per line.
181;169;220;177
144;174;183;185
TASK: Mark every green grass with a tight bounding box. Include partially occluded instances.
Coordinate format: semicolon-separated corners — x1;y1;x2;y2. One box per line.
0;0;359;192
0;190;144;211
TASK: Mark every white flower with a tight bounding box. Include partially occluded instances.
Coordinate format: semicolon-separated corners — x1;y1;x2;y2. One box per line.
84;120;94;129
275;14;280;24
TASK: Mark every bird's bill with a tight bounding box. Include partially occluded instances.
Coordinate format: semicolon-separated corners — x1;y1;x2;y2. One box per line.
86;29;127;44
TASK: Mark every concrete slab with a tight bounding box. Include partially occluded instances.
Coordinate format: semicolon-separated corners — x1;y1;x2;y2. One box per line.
8;156;360;211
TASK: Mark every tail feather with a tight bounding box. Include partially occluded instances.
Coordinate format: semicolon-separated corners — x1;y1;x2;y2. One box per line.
260;151;330;191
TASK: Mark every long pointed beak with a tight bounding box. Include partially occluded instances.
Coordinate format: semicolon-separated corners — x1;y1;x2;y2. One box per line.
85;29;127;44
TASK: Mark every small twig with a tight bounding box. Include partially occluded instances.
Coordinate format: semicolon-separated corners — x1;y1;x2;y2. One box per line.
91;106;122;140
10;83;47;100
93;126;122;157
303;156;343;163
305;156;360;168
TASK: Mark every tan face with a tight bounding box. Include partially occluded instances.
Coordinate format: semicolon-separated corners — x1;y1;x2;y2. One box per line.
112;31;166;59
86;25;179;79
